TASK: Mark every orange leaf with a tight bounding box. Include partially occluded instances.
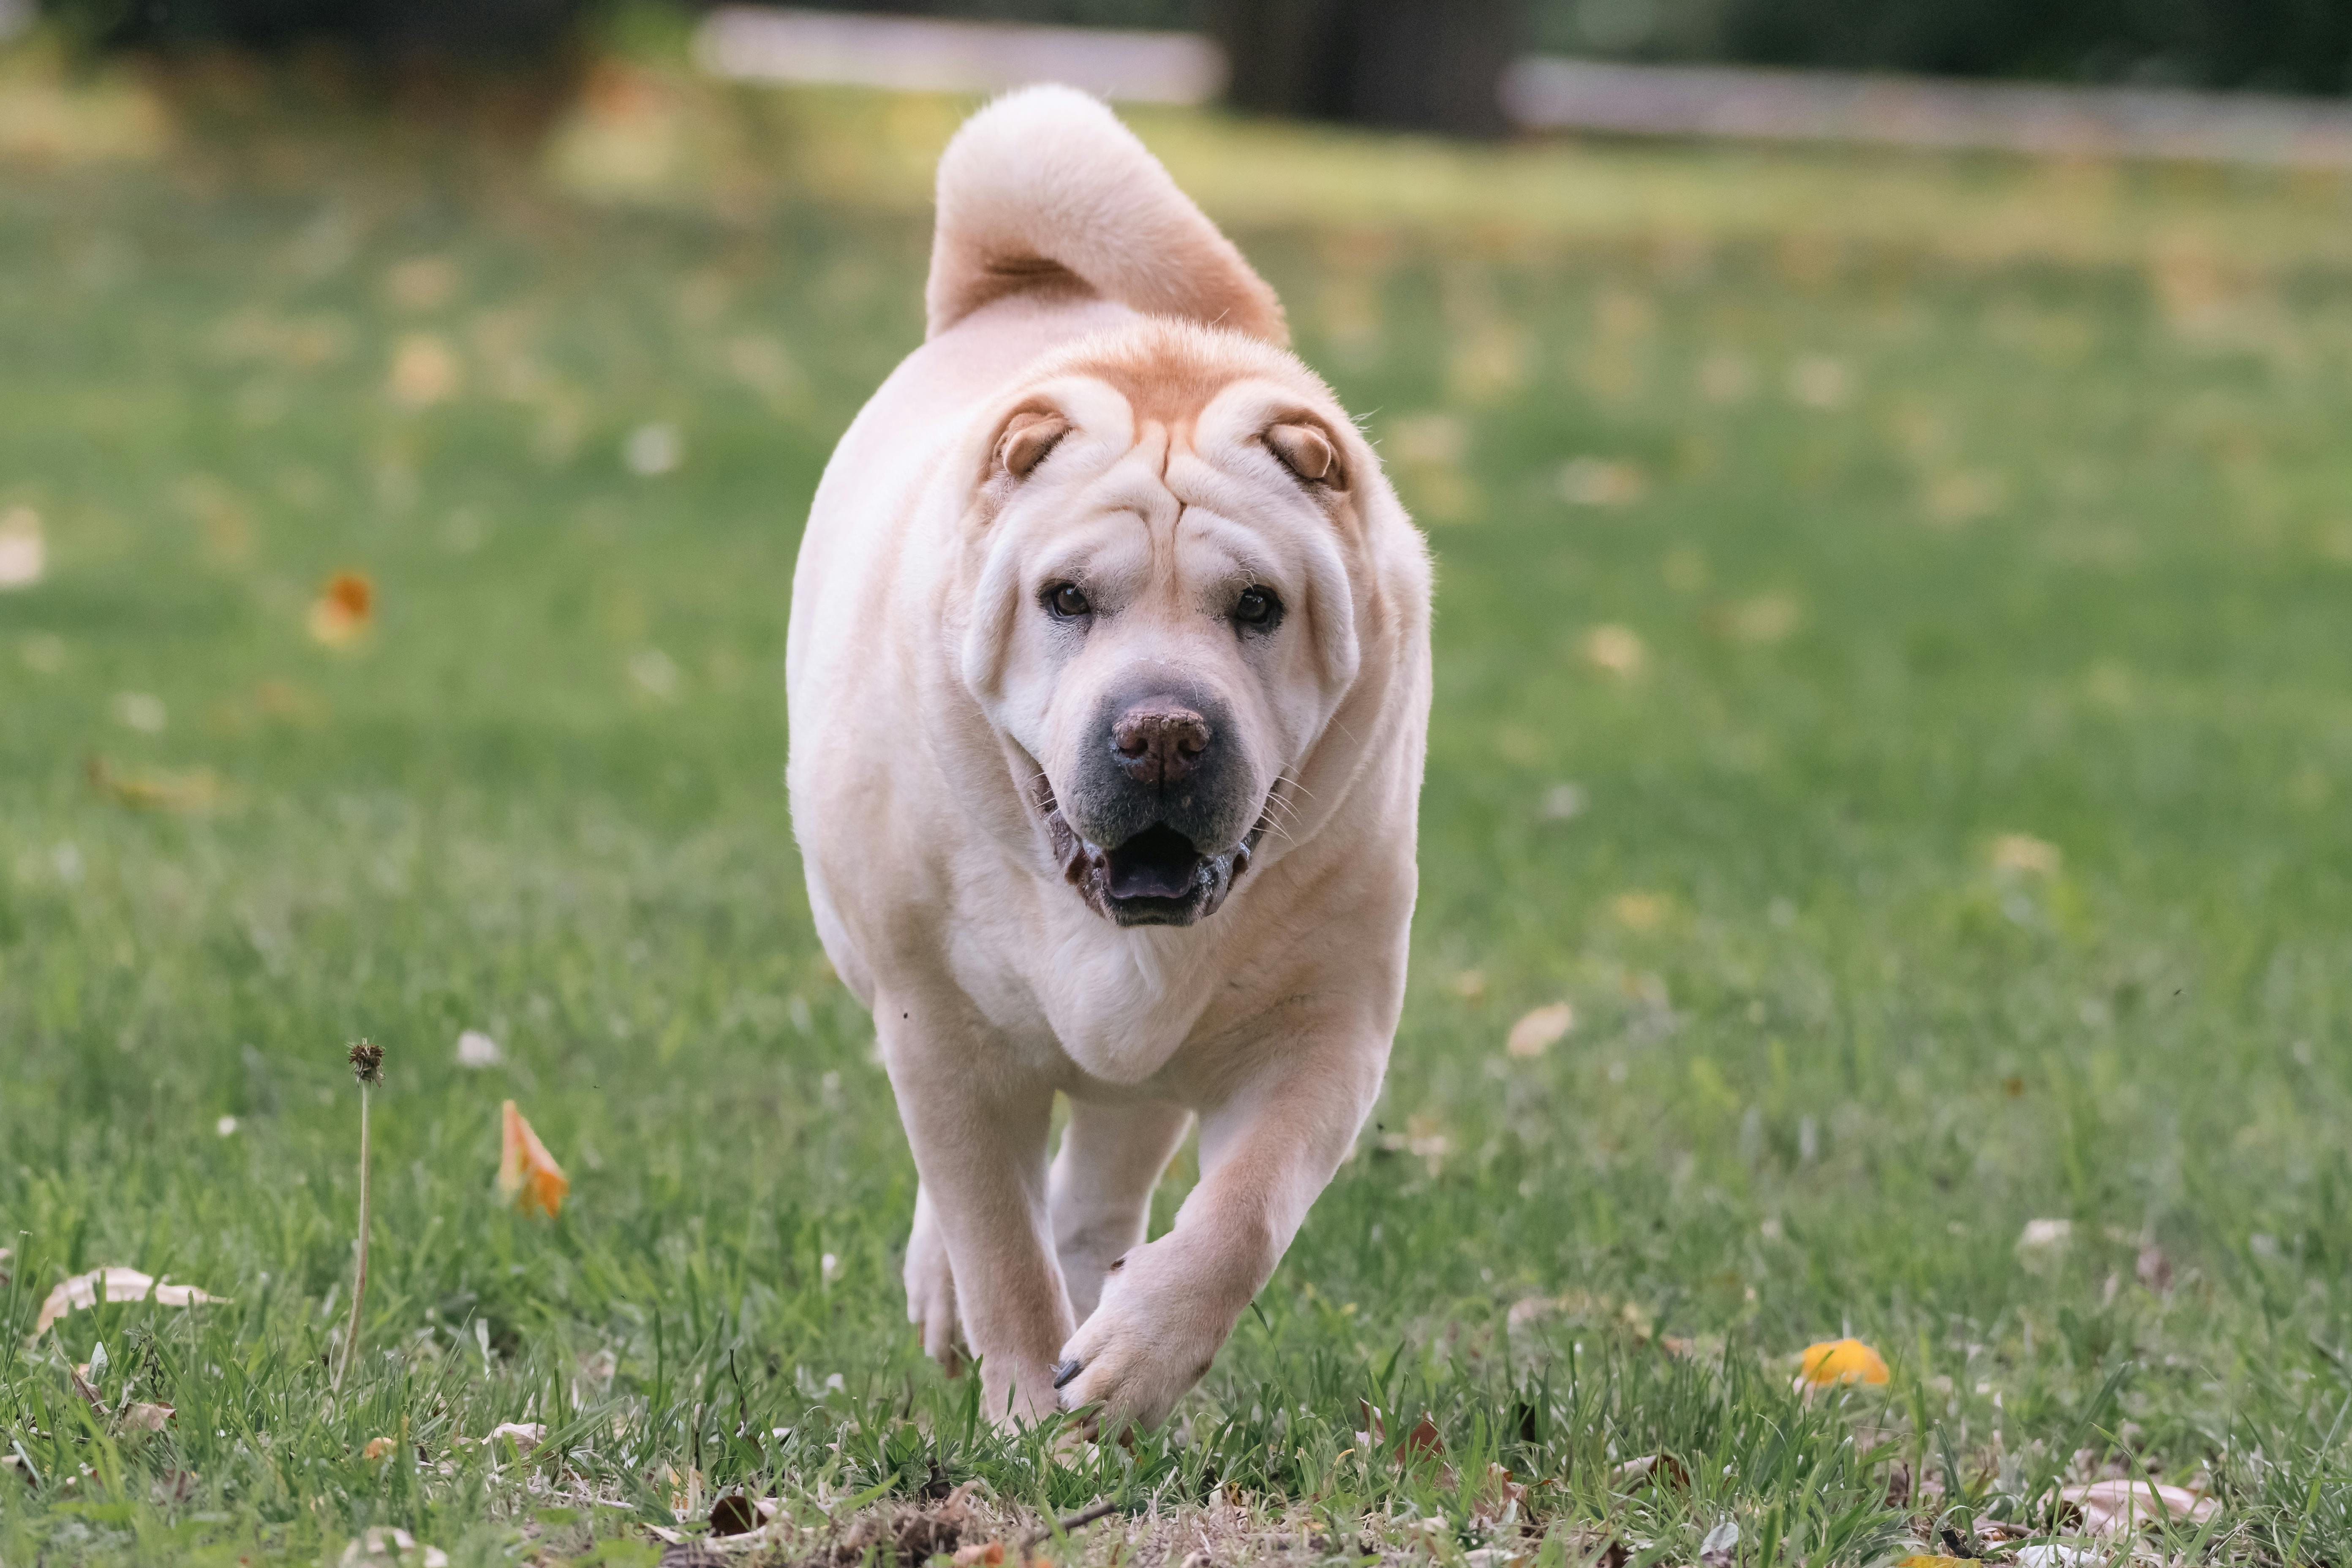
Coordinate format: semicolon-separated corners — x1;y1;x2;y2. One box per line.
308;572;374;647
496;1100;569;1217
1797;1337;1889;1387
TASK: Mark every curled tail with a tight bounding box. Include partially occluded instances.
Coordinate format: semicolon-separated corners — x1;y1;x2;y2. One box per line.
926;84;1287;346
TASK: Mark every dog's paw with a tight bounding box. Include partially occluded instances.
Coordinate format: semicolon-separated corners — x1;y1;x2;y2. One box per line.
904;1199;964;1375
1051;1241;1228;1432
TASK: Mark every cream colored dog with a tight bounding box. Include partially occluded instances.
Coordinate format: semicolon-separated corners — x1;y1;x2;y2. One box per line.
785;86;1431;1432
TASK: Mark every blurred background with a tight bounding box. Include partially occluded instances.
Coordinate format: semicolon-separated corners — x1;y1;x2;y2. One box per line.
26;0;2352;94
6;0;2352;1554
18;0;2352;131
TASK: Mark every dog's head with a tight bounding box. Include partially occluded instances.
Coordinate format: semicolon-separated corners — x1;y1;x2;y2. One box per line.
955;326;1390;928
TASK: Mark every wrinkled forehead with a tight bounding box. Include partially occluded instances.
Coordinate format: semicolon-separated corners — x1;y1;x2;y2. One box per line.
1068;356;1327;443
1027;363;1334;485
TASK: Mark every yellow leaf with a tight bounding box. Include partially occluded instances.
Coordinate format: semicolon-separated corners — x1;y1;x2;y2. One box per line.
496;1101;569;1217
1797;1337;1889;1387
1612;891;1669;931
87;757;223;814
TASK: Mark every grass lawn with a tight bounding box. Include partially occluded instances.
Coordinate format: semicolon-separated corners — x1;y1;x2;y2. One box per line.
6;35;2352;1568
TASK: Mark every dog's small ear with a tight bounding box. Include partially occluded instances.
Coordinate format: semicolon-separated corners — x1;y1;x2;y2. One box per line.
1266;421;1344;487
996;410;1071;479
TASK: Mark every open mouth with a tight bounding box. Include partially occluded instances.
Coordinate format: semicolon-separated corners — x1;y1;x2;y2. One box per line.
1105;824;1205;901
1032;781;1258;927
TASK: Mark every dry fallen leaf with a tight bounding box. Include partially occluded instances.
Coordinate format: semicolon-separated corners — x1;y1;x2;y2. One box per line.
1789;355;1851;408
1612;1452;1690;1491
709;1494;761;1536
1698;351;1753;403
1468;1461;1529;1533
2013;1548;2094;1568
386;256;460;312
1992;833;2062;877
664;1462;703;1517
121;1402;174;1433
2018;1217;2074;1255
1796;1337;1889;1388
388;334;461;407
308;571;374;647
1384;411;1465;467
953;1543;1007;1568
1540;781;1587;820
496;1101;569;1217
1580;624;1647;677
454;1029;503;1069
623;422;682;477
1612;891;1669;931
341;1526;449;1568
362;1435;395;1461
1927;469;2006;525
2136;1242;2174;1293
1720;593;1802;645
0;506;44;590
2060;1478;2217;1536
34;1267;229;1338
1558;457;1647;507
87;756;223;813
1506;1002;1574;1059
112;690;166;732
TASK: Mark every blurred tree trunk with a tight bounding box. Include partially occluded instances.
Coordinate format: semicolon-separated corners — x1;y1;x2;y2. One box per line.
1211;0;1521;138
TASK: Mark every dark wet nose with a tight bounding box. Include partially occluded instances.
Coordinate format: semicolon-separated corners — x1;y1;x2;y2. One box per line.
1111;698;1211;786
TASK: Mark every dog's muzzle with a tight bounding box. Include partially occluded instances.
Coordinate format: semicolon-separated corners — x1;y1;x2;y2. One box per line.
1037;686;1264;927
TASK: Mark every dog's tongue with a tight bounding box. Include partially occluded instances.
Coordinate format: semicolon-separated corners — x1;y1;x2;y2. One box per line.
1105;825;1203;900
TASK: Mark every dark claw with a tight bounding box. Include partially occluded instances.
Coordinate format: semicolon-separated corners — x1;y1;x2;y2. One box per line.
1051;1357;1085;1390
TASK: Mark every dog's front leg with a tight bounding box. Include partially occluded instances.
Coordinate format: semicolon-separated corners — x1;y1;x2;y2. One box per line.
1050;1035;1383;1431
883;1007;1074;1424
1050;1098;1193;1323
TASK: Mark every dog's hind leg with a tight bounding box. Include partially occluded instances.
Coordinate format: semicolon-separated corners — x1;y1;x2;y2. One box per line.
1048;1098;1193;1323
904;1183;964;1374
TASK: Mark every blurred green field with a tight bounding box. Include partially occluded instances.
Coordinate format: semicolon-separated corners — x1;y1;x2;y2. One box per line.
5;41;2352;1568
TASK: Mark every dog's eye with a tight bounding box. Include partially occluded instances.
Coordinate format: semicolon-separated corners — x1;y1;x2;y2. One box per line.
1233;586;1280;627
1045;583;1092;620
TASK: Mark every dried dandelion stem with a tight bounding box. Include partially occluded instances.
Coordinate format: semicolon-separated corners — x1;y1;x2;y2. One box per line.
336;1040;384;1393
